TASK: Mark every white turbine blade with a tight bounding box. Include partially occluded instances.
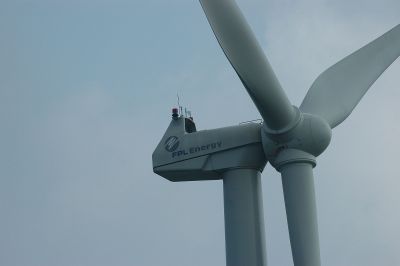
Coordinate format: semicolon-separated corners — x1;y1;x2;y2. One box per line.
300;24;400;128
281;163;321;266
199;0;295;130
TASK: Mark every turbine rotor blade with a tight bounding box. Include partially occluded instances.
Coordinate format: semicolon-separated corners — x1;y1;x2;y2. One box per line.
200;0;295;130
300;24;400;128
281;163;321;266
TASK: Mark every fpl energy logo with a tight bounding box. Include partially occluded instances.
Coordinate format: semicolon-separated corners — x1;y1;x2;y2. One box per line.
164;136;180;152
165;136;222;158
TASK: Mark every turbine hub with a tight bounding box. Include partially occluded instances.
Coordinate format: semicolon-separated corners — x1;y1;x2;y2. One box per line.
261;107;332;168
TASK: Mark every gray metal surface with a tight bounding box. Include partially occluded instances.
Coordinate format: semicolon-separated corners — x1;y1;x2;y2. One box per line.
280;162;321;266
199;0;295;130
152;116;266;181
300;24;400;128
223;169;267;266
153;116;263;167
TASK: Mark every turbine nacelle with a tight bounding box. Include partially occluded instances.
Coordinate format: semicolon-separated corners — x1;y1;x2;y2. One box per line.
152;114;266;182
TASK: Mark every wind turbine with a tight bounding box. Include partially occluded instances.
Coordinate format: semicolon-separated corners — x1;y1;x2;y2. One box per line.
152;0;400;265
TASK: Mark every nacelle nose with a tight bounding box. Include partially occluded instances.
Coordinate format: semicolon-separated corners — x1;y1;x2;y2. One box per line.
262;108;332;165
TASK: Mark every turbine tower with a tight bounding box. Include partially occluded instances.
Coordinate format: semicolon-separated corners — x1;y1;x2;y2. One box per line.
152;1;400;265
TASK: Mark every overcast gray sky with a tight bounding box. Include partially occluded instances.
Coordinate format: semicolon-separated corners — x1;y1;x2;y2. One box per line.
1;0;399;265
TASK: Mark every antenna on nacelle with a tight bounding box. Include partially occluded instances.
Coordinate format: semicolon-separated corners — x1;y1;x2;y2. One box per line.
176;92;183;116
176;91;194;119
